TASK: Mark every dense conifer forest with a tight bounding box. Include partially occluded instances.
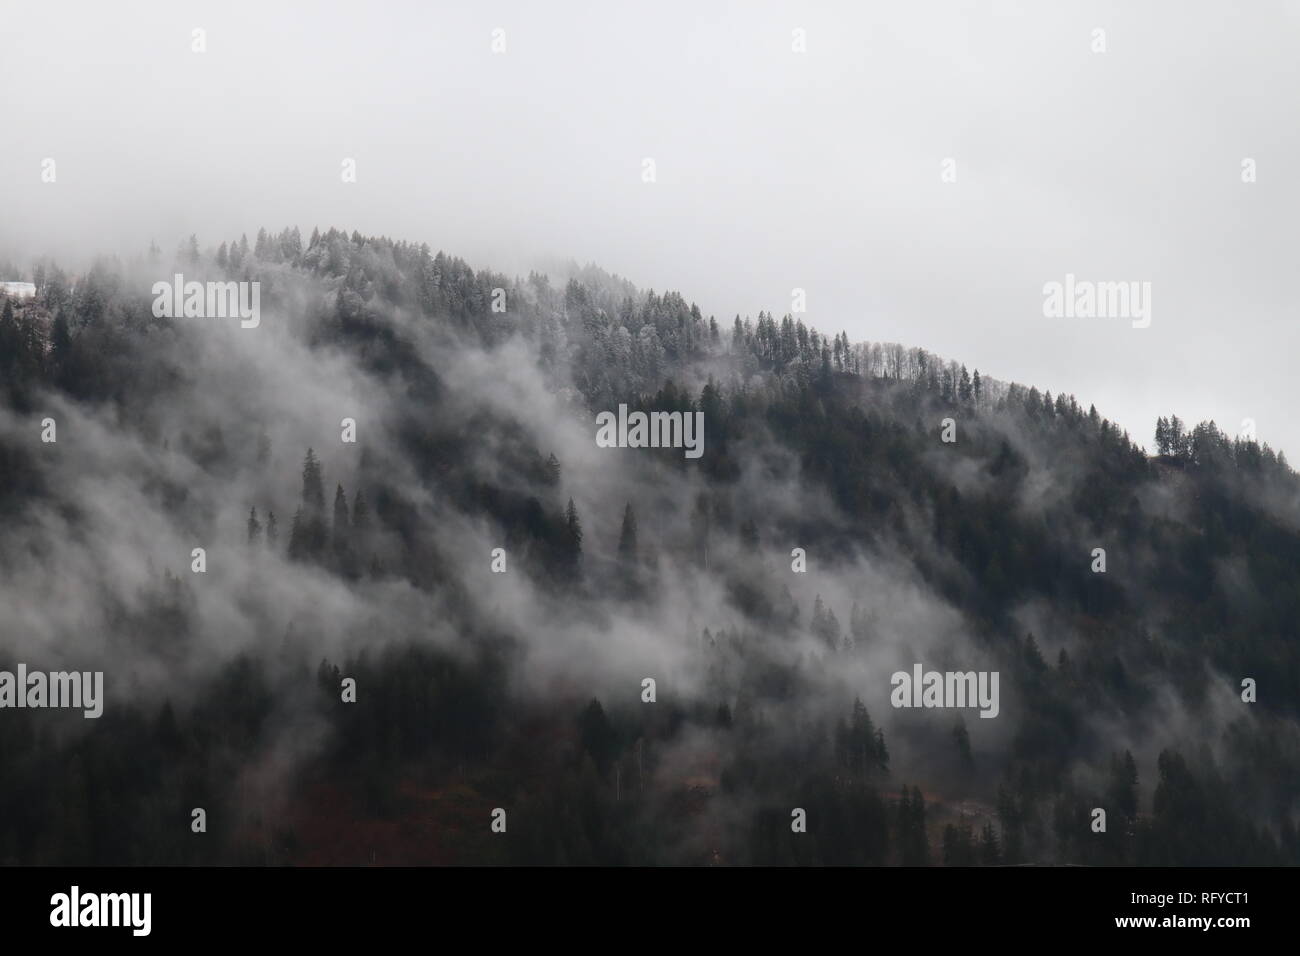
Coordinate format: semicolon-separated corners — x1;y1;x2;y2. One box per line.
1;227;1297;865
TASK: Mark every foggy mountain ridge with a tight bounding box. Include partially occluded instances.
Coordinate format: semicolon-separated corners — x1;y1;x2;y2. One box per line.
0;225;1297;866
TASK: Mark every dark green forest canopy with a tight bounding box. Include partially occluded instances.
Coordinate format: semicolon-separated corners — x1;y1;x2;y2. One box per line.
0;227;1296;866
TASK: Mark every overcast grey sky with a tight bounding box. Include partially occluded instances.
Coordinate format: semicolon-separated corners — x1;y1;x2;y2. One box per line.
2;0;1297;457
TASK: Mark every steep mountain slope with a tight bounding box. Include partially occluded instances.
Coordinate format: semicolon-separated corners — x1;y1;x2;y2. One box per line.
0;227;1297;865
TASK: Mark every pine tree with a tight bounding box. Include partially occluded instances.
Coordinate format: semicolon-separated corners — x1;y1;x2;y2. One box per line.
49;314;72;382
332;484;349;555
614;502;639;597
564;497;583;579
1023;632;1046;673
351;490;370;553
247;506;262;544
1168;414;1186;457
293;449;328;559
0;300;17;376
266;510;278;549
812;596;841;650
22;313;44;377
301;449;326;514
287;507;305;560
1154;416;1165;454
617;502;637;563
952;717;973;768
874;728;889;771
848;697;877;774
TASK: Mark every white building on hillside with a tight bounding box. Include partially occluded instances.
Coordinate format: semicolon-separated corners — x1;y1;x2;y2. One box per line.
1;281;37;300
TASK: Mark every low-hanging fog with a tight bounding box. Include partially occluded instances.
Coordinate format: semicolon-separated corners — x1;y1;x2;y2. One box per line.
1;0;1297;867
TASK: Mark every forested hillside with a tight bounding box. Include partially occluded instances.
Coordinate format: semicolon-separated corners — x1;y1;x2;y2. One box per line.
1;227;1297;865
